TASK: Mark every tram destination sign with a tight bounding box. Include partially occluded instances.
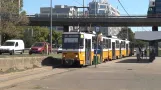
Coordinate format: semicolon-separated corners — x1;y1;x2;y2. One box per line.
64;34;79;38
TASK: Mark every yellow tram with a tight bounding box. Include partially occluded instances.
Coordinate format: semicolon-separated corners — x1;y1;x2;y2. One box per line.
62;32;131;66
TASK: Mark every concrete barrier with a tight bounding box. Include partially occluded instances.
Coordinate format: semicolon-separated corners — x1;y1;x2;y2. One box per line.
0;56;48;73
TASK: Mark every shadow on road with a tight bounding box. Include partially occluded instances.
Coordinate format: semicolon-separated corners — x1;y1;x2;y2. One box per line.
41;56;62;68
116;58;155;63
41;57;81;69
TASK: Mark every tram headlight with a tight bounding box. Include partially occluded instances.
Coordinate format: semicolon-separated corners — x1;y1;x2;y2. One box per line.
75;55;78;58
63;54;66;58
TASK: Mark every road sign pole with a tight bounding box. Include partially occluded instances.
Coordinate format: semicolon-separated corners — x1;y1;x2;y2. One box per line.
95;26;99;68
95;35;98;68
50;0;53;54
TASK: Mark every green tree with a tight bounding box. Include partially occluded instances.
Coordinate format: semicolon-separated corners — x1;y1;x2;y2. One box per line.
117;27;134;42
0;0;28;44
52;31;62;48
134;39;146;48
117;27;146;48
32;27;49;42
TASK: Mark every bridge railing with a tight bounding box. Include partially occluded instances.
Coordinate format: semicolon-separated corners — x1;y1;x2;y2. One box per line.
26;14;149;18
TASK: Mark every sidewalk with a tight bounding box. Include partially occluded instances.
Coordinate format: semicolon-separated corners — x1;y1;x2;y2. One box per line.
0;66;68;90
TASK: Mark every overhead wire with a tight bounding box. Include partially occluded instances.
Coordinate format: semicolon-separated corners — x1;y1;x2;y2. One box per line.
117;0;130;16
73;0;83;6
117;0;147;32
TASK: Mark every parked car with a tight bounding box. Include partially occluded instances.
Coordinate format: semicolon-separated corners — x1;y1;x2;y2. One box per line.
29;42;51;55
0;39;25;55
57;45;62;54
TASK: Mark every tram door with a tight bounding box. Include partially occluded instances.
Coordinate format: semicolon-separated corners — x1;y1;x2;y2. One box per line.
112;42;116;59
126;44;129;56
85;39;91;65
119;43;122;58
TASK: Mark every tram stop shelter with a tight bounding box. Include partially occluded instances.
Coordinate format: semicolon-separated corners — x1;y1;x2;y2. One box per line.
135;31;161;57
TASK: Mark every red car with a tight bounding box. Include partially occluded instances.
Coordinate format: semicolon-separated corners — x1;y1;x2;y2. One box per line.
29;42;51;55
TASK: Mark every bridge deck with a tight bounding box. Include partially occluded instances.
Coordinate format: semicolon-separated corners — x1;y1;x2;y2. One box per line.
28;15;161;26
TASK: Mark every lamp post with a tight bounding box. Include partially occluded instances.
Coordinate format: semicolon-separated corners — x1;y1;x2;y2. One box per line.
0;0;2;45
83;0;84;16
127;27;128;40
95;0;96;17
50;0;53;54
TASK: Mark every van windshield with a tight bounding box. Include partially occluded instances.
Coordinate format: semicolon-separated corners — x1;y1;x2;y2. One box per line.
33;43;44;47
3;42;15;46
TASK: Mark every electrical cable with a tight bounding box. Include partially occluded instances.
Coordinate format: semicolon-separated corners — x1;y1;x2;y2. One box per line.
117;0;148;32
73;0;83;6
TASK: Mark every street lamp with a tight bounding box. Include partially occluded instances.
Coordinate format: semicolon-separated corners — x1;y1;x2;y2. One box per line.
0;0;2;45
50;0;53;54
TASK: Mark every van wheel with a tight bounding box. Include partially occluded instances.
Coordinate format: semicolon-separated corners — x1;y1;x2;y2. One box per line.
0;52;2;55
10;50;14;55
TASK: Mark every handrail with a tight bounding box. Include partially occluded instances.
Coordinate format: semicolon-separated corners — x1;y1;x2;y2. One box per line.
26;14;161;18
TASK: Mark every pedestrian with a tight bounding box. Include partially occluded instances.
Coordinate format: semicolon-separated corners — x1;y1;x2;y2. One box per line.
144;48;147;59
136;45;141;62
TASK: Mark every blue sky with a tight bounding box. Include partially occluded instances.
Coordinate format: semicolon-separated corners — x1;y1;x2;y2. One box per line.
23;0;155;32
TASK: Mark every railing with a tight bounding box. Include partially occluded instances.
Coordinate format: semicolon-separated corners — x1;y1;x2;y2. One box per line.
26;13;161;18
26;14;148;18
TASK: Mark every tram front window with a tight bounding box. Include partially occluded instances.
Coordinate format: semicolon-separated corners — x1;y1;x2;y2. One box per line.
62;34;84;49
63;37;79;49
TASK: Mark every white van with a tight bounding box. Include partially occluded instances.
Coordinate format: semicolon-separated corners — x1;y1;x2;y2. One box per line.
0;40;25;55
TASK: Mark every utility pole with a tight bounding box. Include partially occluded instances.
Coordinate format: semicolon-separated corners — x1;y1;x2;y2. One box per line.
83;0;84;16
127;27;128;40
50;0;53;54
95;0;97;16
0;0;2;45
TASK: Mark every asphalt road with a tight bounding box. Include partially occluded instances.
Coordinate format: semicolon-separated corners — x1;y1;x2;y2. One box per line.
5;57;161;90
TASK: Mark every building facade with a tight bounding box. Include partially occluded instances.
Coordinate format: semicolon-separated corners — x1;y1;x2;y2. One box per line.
148;0;161;15
88;0;121;36
40;5;79;32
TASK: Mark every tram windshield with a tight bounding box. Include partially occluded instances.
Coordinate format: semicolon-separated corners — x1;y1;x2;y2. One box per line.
62;34;84;49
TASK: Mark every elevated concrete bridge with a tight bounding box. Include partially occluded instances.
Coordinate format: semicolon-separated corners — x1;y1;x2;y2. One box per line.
27;15;161;27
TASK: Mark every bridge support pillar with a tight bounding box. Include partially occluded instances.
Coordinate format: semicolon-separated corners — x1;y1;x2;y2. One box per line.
63;26;69;32
152;26;158;31
151;26;159;56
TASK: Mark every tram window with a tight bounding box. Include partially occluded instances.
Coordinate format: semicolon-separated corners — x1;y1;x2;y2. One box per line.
92;36;96;49
121;41;125;48
116;40;120;48
105;39;111;48
62;36;79;49
121;42;123;48
108;39;111;48
106;39;108;48
79;38;84;49
103;39;106;49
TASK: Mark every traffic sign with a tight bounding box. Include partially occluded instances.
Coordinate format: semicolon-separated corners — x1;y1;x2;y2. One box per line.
94;49;101;54
95;27;100;33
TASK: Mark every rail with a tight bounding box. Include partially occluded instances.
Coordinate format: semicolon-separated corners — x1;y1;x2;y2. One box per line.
26;14;149;18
